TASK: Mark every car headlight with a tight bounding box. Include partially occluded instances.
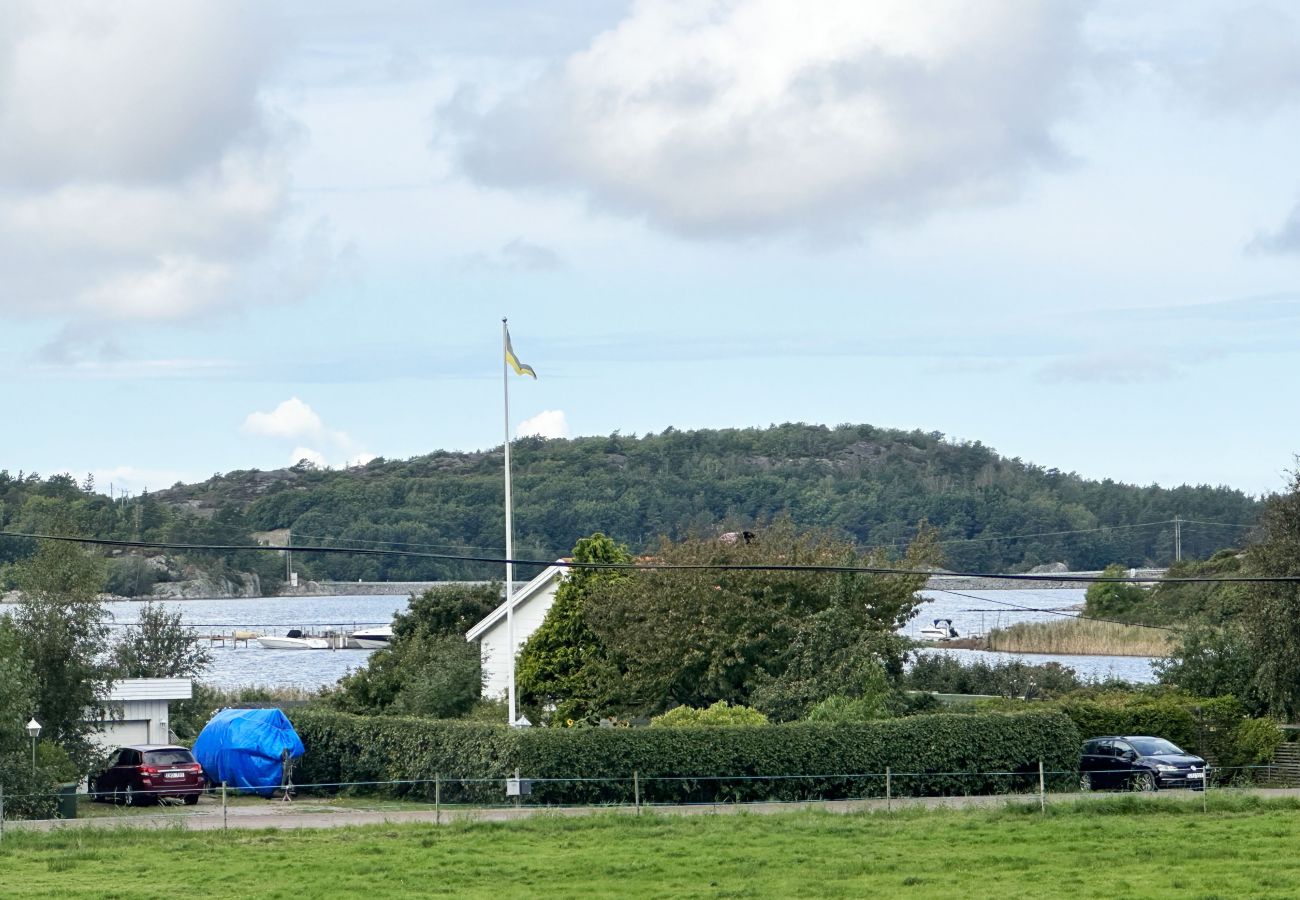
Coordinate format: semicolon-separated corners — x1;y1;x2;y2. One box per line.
1155;765;1179;773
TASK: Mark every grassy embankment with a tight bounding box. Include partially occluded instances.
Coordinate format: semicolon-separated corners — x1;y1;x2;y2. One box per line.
985;618;1174;657
4;796;1300;898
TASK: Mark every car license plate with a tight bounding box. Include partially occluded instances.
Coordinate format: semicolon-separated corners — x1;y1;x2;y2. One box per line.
1188;772;1204;780
164;772;185;779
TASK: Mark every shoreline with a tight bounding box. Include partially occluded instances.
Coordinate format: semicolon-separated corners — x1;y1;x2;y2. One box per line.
915;639;1160;659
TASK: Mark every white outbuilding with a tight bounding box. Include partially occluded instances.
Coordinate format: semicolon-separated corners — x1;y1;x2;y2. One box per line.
465;563;566;700
90;678;193;749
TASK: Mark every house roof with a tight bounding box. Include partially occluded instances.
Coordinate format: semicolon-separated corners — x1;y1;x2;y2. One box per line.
465;562;567;642
106;678;193;702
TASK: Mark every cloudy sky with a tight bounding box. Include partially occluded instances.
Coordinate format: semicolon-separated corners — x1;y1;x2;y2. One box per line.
3;0;1299;496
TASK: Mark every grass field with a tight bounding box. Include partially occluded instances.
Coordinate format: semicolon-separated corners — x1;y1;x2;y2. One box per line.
985;618;1174;657
3;795;1300;898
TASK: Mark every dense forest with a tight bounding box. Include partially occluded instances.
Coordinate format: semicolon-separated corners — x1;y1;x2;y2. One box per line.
120;423;1261;583
0;471;281;593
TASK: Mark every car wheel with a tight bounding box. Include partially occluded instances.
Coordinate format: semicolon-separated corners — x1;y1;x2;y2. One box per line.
184;793;199;806
1132;771;1156;792
124;785;137;807
1079;773;1092;792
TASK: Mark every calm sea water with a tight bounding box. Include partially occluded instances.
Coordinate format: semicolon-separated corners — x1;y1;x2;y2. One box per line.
1;588;1158;689
910;588;1157;683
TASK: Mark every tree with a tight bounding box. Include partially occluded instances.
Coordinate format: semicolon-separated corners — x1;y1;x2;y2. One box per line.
517;533;632;723
112;601;213;679
1239;466;1300;717
1154;623;1259;712
0;618;59;818
584;521;938;720
10;538;112;771
1083;565;1148;618
330;583;499;717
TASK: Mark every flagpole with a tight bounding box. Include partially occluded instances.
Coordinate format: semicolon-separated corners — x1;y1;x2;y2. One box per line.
502;318;517;726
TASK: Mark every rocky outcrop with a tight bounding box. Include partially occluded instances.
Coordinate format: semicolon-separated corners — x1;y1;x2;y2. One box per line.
151;571;262;600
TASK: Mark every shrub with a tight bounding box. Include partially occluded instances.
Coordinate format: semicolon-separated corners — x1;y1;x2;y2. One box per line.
650;701;769;728
1224;717;1283;769
1054;692;1253;768
288;707;1080;805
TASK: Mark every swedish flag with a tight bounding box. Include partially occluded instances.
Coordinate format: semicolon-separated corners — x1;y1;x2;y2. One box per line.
504;328;537;379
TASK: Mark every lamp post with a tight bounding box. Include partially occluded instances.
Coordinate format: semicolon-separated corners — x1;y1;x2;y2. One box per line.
26;718;41;776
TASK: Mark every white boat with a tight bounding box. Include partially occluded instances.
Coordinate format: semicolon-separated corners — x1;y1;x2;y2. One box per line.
919;618;959;641
350;624;393;650
257;629;331;650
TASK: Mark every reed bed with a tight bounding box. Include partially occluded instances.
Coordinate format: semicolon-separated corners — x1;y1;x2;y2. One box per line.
985;618;1173;657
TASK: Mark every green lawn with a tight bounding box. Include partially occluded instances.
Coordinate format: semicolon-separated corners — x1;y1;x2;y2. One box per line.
4;796;1299;898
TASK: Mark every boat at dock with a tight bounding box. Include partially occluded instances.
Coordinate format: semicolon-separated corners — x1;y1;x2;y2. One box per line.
349;624;392;649
257;629;331;650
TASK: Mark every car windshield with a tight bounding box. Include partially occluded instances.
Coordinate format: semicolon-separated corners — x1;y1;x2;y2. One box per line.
144;749;194;766
1127;738;1185;757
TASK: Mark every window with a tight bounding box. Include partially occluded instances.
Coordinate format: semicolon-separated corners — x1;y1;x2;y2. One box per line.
144;749;194;766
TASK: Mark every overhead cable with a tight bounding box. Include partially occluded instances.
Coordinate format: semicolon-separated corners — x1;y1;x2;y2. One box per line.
2;530;1297;584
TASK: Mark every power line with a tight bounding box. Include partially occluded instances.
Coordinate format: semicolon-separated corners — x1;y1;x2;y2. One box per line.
1177;519;1255;530
3;529;1298;583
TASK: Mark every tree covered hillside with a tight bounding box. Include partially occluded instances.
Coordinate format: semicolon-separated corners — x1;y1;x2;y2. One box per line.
153;423;1260;582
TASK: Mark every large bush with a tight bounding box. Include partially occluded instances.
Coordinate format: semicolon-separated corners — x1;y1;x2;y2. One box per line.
289;708;1079;805
650;701;769;728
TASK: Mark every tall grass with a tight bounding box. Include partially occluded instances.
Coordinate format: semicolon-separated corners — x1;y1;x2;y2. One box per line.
986;618;1173;656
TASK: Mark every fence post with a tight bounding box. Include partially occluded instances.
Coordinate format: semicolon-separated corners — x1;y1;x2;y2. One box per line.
221;781;228;832
886;767;891;813
435;774;441;826
1203;765;1209;814
633;770;641;815
1038;760;1046;813
1;784;5;843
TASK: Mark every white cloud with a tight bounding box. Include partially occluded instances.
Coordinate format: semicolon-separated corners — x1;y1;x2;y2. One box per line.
242;397;326;440
243;397;375;468
517;409;570;439
444;0;1088;238
1168;5;1300;116
289;446;328;469
0;2;342;341
1249;203;1300;255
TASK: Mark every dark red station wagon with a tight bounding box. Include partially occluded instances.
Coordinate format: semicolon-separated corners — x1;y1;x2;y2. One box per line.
90;745;206;805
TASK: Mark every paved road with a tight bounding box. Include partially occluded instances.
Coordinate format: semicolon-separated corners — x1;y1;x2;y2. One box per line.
8;786;1295;834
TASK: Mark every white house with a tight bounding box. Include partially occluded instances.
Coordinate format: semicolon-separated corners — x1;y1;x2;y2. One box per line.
465;563;567;699
90;678;193;749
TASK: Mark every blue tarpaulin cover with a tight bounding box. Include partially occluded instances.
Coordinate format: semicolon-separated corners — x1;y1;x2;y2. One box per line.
192;708;305;796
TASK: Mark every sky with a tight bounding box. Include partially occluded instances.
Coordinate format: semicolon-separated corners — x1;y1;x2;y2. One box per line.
2;0;1299;497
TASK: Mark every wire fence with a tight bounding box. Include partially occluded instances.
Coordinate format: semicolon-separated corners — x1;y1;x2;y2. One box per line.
0;763;1287;835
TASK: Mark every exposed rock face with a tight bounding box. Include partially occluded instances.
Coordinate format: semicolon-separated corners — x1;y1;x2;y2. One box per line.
1027;562;1070;574
151;572;262;600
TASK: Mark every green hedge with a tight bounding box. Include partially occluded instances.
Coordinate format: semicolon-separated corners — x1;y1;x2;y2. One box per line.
289;709;517;803
1053;694;1254;768
289;708;1080;805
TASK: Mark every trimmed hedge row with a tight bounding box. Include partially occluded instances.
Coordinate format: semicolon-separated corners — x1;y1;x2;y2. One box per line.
1054;694;1279;771
289;708;1080;804
288;710;515;803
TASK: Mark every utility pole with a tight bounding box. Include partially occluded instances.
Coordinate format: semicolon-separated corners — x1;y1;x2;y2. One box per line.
286;528;292;583
1173;515;1182;563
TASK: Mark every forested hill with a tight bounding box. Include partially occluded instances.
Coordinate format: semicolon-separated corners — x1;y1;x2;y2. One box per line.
149;423;1259;582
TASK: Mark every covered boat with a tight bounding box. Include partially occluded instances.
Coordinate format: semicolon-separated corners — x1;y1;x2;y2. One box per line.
192;708;306;797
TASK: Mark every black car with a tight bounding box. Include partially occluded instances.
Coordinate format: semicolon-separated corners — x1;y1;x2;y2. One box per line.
1079;736;1206;792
